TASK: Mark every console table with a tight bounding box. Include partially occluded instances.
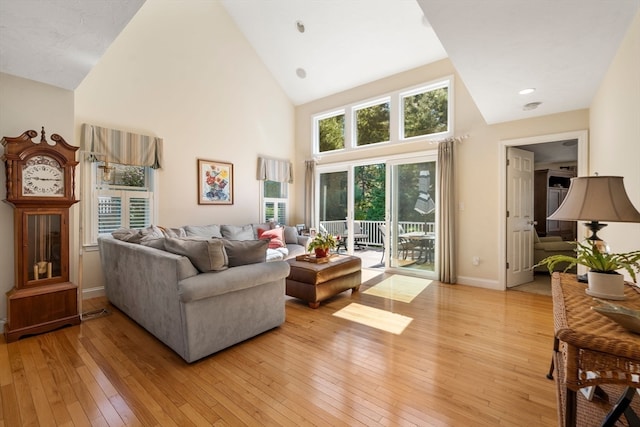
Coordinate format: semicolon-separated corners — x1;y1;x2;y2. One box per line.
551;273;640;426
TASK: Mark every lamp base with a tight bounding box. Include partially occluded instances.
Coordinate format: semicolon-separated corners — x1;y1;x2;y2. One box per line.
576;273;587;283
584;221;607;241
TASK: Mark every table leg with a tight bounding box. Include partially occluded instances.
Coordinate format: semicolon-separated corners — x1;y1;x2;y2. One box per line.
601;387;638;427
547;337;559;380
566;389;577;427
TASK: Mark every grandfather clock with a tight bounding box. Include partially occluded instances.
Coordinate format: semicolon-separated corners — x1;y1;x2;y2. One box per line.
2;127;80;342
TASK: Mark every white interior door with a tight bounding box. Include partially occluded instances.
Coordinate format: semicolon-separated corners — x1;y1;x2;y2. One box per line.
506;147;535;287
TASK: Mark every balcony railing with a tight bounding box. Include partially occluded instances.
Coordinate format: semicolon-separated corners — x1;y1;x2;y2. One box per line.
319;220;435;248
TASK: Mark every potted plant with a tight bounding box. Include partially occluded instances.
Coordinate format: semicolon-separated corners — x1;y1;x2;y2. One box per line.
307;232;337;258
535;240;640;300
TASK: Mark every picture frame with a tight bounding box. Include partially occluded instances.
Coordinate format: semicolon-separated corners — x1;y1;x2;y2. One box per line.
197;159;233;205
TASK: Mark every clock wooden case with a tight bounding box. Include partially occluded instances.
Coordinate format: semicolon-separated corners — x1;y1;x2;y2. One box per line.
2;127;80;342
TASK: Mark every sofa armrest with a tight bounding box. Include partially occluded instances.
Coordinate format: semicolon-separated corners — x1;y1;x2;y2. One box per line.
297;235;311;249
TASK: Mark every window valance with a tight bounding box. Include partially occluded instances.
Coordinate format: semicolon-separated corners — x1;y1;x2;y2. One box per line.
257;156;293;183
81;123;163;169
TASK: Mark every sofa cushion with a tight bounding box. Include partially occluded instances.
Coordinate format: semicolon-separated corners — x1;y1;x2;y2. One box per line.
140;236;166;250
184;224;223;238
221;239;268;267
164;237;228;272
258;227;286;249
112;227;142;243
160;226;187;238
112;225;164;243
252;222;273;239
283;226;299;244
221;224;255;240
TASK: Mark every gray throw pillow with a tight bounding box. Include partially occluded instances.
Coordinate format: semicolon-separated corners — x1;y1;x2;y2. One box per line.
161;227;186;238
112;227;142;243
221;224;254;240
184;224;223;238
164;237;228;272
283;226;299;244
220;239;268;267
140;236;165;250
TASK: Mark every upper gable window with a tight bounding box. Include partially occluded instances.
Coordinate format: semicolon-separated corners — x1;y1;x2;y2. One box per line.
401;82;449;139
313;76;452;155
317;111;345;153
355;98;390;147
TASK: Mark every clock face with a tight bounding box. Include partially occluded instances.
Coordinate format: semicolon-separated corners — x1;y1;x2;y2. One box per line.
22;155;65;197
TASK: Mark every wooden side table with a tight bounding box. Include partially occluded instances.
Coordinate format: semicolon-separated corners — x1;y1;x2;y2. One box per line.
551;272;640;426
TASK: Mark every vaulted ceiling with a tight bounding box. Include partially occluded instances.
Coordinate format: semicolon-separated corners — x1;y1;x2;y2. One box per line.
1;0;637;124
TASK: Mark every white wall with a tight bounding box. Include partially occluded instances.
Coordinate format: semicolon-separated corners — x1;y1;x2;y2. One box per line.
589;11;640;272
0;72;76;326
74;0;294;295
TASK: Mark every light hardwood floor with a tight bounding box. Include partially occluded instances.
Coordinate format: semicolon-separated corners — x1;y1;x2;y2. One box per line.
0;274;558;426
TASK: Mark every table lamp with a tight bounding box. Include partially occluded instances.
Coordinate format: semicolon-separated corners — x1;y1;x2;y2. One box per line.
548;175;640;241
547;175;640;287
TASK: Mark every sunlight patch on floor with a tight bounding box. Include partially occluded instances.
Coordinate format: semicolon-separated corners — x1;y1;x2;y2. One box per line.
363;275;432;303
332;303;413;335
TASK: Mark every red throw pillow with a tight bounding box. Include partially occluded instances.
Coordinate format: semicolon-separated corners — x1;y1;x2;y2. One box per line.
258;227;285;249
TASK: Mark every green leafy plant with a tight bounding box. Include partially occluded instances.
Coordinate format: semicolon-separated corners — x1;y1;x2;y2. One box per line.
535;240;640;282
307;232;337;252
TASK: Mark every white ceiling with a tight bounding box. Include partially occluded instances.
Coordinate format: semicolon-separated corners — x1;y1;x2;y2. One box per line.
220;0;447;106
0;0;145;90
0;0;638;124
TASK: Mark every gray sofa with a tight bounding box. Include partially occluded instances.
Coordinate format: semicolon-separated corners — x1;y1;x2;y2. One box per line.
97;222;308;363
534;234;576;272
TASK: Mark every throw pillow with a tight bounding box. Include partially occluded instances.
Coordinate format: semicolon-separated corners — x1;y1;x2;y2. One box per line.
221;224;254;240
112;227;142;243
140;236;165;250
184;224;223;238
160;226;186;238
164;237;228;272
257;227;286;249
283;226;299;244
252;222;273;239
220;239;268;267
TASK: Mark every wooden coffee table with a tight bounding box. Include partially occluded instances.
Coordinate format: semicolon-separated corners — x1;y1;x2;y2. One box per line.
286;255;361;308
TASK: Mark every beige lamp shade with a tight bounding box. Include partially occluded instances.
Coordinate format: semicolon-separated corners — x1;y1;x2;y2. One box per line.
548;176;640;222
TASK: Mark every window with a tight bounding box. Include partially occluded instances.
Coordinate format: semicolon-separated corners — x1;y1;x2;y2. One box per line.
355;99;390;146
317;111;345;153
401;82;449;139
87;162;155;245
262;180;288;224
312;77;452;155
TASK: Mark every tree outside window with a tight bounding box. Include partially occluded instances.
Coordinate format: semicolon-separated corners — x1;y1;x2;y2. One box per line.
403;86;448;139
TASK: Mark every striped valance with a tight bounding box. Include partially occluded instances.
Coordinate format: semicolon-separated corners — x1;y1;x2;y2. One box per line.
81;123;163;169
257;156;293;183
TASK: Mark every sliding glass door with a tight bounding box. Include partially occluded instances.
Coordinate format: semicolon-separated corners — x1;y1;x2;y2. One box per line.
386;156;437;278
316;155;437;279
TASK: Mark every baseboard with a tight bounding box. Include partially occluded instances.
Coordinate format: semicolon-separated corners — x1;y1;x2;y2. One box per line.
456;276;502;290
82;286;105;300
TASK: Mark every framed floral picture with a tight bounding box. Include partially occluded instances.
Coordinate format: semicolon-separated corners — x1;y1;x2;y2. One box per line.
197;159;233;205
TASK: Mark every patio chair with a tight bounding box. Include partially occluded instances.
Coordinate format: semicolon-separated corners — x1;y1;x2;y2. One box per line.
378;224;417;262
342;220;368;250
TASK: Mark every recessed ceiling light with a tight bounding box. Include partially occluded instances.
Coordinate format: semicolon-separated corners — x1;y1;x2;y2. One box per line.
519;88;536;95
296;68;307;79
523;101;542;111
296;20;305;33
